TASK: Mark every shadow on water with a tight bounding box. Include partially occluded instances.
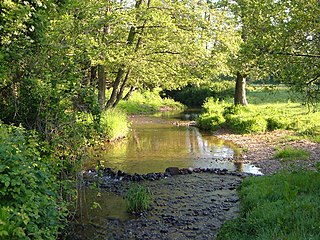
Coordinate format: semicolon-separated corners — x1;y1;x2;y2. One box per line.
86;114;261;175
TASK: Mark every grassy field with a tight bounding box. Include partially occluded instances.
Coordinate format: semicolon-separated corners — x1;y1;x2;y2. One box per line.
198;86;320;142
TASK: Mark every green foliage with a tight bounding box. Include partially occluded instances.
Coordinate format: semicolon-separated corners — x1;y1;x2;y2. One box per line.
226;112;268;134
163;81;235;107
217;171;320;240
0;123;67;239
125;184;151;213
274;147;310;161
118;89;184;114
198;87;320;137
99;109;130;141
197;98;226;131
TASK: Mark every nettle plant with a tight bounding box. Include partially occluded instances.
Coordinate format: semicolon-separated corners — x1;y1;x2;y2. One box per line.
0;123;67;239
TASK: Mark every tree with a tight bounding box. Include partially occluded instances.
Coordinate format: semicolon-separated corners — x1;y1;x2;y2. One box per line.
218;0;320;105
57;0;236;110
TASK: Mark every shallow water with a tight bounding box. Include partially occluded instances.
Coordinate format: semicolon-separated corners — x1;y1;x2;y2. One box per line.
87;114;261;175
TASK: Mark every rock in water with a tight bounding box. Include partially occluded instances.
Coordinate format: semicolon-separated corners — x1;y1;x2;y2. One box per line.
165;167;180;176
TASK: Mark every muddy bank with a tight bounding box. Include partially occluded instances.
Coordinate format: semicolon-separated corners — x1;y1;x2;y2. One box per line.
65;172;243;240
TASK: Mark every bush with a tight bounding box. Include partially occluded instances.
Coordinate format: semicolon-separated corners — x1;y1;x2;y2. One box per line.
225;112;268;134
125;184;151;213
99;109;130;141
0;123;67;239
163;81;234;107
198;113;225;131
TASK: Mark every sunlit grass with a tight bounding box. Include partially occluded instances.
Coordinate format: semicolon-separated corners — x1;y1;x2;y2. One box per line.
100;109;130;141
117;88;185;114
198;86;320;140
274;146;310;161
217;171;320;240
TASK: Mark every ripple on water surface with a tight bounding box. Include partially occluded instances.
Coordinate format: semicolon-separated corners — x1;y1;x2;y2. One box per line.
86;115;261;175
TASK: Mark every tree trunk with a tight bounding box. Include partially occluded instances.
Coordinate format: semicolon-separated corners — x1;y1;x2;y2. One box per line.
123;86;136;101
106;67;124;109
234;72;248;106
105;0;147;109
113;69;132;107
98;65;106;110
90;66;97;87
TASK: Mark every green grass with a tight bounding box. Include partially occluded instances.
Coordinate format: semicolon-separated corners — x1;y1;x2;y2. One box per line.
198;86;320;140
217;171;320;240
125;184;151;213
99;109;130;141
117;88;185;114
274;146;311;161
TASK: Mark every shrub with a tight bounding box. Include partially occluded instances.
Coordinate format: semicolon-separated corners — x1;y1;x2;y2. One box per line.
163;81;234;107
266;116;289;131
226;113;268;133
198;113;225;131
125;184;151;213
274;147;310;161
0;123;67;239
99;109;130;141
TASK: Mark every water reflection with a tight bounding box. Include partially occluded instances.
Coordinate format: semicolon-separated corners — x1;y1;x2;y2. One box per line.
88;116;261;175
75;186;130;223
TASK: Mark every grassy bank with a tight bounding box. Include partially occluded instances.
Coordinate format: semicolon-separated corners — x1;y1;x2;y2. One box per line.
117;88;185;114
198;86;320;142
217;171;320;240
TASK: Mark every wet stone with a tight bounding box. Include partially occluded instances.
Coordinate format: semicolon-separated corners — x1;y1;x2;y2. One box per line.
67;172;243;240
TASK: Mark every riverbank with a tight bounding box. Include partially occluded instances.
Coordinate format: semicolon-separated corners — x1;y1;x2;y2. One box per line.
213;129;320;174
63;117;320;239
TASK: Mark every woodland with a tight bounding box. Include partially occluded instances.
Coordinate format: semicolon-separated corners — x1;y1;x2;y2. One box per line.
0;0;319;239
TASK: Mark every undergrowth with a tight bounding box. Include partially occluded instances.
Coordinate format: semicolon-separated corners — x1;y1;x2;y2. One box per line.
0;123;68;239
117;88;185;114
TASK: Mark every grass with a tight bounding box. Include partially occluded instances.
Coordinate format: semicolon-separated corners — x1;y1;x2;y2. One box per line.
198;86;320;141
216;171;320;240
117;88;185;114
125;184;152;213
99;109;130;141
274;146;311;161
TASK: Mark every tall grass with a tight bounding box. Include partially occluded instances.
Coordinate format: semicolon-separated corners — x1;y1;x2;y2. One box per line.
117;88;184;114
99;109;130;141
216;171;320;240
125;184;151;213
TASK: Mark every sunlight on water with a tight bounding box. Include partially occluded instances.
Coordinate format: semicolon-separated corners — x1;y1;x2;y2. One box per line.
87;115;261;175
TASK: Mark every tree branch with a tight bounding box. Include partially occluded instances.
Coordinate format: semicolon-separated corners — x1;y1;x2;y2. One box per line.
273;51;320;58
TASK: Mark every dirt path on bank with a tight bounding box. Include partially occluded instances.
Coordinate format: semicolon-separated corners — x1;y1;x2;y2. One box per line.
214;129;320;174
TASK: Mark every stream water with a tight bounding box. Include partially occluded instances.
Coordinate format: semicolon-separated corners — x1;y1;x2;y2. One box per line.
70;113;261;238
86;113;261;175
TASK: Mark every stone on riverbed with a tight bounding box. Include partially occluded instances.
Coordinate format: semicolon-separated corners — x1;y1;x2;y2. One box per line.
165;167;180;176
